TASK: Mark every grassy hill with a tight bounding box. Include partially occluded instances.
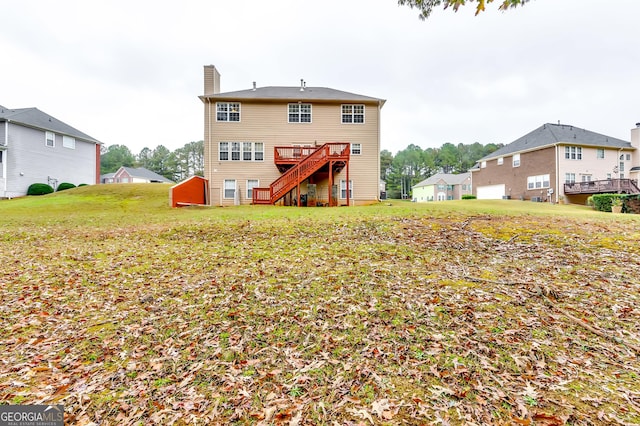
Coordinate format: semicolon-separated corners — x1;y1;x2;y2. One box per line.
1;184;639;425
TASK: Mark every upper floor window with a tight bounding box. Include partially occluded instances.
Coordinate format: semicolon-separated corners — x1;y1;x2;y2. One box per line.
626;153;631;161
63;136;75;149
497;157;504;165
481;161;487;168
219;142;264;161
565;146;582;160
217;102;240;122
596;148;604;159
512;153;520;167
351;143;361;155
341;104;364;124
288;103;311;123
45;131;55;147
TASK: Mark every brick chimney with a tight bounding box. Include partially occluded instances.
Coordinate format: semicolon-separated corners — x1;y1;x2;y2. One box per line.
204;65;220;95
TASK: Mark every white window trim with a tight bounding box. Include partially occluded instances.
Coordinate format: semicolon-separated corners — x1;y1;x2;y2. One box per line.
62;135;75;149
223;179;237;199
512;153;520;168
246;179;259;200
527;174;550;190
45;131;55;147
340;179;353;200
497;157;503;165
219;142;264;162
288;103;312;123
341;104;365;124
351;143;362;155
216;102;241;122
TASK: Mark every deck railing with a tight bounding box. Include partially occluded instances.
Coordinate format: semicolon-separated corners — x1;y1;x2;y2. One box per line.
564;179;640;195
253;142;350;205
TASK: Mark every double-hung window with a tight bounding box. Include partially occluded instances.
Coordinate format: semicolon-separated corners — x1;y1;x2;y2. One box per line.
565;173;576;184
288;103;312;123
512;153;520;167
565;146;582;160
351;143;361;155
224;179;236;199
45;131;55;147
216;102;240;122
219;142;264;161
341;104;364;123
246;179;259;200
340;180;353;199
527;174;550;189
596;148;604;159
63;135;75;149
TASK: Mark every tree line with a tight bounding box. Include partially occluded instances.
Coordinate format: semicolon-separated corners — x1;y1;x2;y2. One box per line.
381;142;502;199
100;140;501;197
100;141;204;182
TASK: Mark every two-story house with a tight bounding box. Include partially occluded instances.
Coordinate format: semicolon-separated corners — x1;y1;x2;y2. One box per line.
471;123;639;203
199;65;385;206
412;172;472;202
0;105;101;198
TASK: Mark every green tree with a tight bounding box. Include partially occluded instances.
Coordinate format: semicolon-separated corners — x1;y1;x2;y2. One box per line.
137;147;153;170
380;149;394;182
398;0;529;20
100;144;135;174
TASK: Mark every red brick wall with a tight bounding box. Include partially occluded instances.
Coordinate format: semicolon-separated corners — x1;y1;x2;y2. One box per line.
473;147;556;201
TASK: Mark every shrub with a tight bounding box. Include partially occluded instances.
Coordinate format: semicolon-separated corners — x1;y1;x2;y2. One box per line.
78;183;89;187
462;194;477;200
56;182;76;192
27;183;54;196
591;194;627;212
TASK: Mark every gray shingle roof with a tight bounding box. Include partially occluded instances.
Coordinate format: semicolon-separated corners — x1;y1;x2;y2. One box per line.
201;86;385;105
413;172;471;188
0;105;100;144
120;167;174;183
479;123;631;161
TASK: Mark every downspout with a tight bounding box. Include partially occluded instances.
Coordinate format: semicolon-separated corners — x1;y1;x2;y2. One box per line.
555;143;559;202
3;121;8;196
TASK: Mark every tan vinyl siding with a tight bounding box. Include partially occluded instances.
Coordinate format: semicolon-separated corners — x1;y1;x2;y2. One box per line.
204;100;381;206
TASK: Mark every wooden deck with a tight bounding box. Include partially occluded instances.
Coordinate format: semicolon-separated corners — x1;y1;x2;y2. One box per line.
564;179;640;195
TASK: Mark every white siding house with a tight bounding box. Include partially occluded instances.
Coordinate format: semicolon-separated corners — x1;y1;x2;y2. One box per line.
0;105;101;198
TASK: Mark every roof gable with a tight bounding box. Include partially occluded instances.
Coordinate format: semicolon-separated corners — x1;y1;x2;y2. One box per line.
0;105;100;144
201;86;385;105
413;172;471;188
480;123;631;161
118;167;174;183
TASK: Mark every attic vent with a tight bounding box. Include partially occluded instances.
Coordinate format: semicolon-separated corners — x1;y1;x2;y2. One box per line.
300;79;306;91
252;81;256;91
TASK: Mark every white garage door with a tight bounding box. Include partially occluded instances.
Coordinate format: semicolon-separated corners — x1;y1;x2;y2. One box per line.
476;184;506;200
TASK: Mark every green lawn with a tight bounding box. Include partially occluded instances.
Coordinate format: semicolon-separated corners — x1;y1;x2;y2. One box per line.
1;184;639;425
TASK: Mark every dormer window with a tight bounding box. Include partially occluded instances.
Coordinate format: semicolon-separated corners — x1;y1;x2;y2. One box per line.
217;103;240;122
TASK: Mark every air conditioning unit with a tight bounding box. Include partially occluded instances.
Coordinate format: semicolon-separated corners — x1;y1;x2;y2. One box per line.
531;197;543;202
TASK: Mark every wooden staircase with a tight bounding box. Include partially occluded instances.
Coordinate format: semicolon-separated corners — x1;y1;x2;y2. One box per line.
253;143;350;205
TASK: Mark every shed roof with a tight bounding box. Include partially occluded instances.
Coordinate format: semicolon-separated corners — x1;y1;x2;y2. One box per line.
0;105;100;144
479;123;631;161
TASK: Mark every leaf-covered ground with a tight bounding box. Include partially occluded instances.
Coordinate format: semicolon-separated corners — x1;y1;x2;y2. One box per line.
1;190;639;425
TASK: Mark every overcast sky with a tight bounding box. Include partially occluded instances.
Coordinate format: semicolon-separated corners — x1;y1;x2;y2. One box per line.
2;0;639;155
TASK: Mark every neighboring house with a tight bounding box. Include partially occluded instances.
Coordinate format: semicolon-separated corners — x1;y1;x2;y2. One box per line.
0;104;100;198
198;65;385;206
102;166;174;184
412;172;472;202
471;123;640;203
